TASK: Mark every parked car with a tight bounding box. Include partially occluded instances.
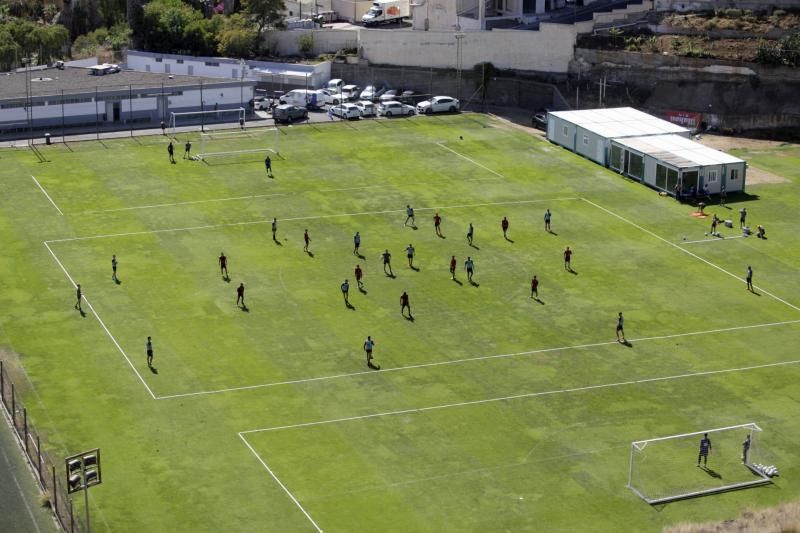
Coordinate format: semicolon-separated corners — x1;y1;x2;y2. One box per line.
360;85;386;101
377;101;415;117
379;89;399;103
341;85;361;101
532;112;547;130
280;89;323;109
416;96;460;115
327;78;344;93
354;100;377;117
273;104;308;124
331;103;362;119
400;90;416;103
318;88;344;105
254;97;272;110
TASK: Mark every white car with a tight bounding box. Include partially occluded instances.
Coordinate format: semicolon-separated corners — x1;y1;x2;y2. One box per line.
341;85;361;101
379;89;399;103
377;101;415;117
360;85;386;101
416;96;460;115
254;97;272;110
354;100;376;117
331;103;362;119
318;88;344;105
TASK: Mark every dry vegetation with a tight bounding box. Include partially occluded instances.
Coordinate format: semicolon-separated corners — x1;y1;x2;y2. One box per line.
664;500;800;533
663;10;800;33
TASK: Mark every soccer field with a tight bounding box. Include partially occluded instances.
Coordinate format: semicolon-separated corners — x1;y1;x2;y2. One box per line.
1;114;799;531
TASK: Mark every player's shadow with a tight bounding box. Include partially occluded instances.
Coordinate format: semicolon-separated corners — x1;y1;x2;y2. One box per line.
306;251;315;258
750;289;761;296
346;302;356;310
412;226;418;230
273;239;282;246
701;466;722;479
505;237;515;243
223;275;231;283
438;234;446;239
410;266;420;272
114;278;122;285
358;287;367;294
404;314;415;322
470;280;480;287
533;297;545;305
78;308;87;318
367;360;381;370
548;230;558;236
149;366;158;374
385;272;396;278
452;278;463;286
620;339;633;347
469;244;480;250
240;305;249;312
568;268;578;275
356;253;365;260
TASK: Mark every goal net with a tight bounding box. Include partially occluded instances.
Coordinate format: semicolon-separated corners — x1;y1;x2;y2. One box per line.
628;423;772;504
168;108;246;137
196;127;280;162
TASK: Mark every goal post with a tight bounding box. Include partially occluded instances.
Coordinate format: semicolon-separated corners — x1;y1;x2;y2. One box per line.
628;423;772;505
168;108;246;137
196;127;280;162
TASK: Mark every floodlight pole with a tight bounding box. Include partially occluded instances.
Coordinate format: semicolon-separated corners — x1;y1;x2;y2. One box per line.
82;462;91;533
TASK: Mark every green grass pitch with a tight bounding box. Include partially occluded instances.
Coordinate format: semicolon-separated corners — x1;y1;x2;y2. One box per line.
1;114;800;531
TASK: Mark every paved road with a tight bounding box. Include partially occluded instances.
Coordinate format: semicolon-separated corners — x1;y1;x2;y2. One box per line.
0;416;58;533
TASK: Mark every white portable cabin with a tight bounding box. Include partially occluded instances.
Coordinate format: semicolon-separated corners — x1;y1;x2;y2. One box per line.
609;134;747;194
546;108;691;166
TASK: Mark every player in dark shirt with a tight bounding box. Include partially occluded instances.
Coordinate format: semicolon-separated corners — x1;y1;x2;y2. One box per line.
382;249;393;276
265;155;272;177
167;141;175;163
400;291;412;318
303;229;310;253
467;223;474;246
183;140;191;159
449;255;457;280
146;336;154;368
75;284;82;311
271;218;277;241
353;231;361;255
219;253;228;279
616;312;625;343
697;433;712;466
111;255;118;282
236;283;245;307
501;217;509;239
531;275;539;299
355;265;364;289
746;266;753;292
741;434;751;464
433;213;442;237
564;246;572;271
544;209;552;232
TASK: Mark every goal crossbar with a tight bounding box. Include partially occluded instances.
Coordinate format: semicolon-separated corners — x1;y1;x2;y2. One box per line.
196;127;280;161
632;423;762;448
169;108;246;136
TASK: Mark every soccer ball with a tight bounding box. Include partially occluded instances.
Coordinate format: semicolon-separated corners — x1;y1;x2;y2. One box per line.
683;236;686;240
704;232;708;236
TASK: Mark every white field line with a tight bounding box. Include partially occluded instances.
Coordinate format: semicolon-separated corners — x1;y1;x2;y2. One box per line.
90;193;288;213
30;175;63;216
238;433;323;533
44;197;577;244
156;319;800;400
680;235;745;245
241;355;800;435
436;141;506;179
42;242;157;399
581;198;800;313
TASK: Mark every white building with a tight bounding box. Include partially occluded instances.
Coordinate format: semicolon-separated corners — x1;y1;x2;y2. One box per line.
547;107;747;194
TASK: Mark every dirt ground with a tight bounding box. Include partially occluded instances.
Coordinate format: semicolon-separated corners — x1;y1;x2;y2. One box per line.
665;500;800;532
695;134;793;184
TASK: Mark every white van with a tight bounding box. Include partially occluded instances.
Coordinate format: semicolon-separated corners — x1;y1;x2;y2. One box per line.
280;89;323;110
327;79;344;93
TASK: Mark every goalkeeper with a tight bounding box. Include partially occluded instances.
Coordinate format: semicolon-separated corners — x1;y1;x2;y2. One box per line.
697;433;712;467
742;434;751;464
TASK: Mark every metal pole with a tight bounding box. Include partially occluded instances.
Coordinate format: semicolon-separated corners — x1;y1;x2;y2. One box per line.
1;360;4;407
200;82;204;132
82;464;91;533
52;466;57;516
23;408;28;453
36;435;41;479
69;497;74;533
627;443;635;487
61;89;65;144
129;84;134;137
95;86;99;141
11;383;15;429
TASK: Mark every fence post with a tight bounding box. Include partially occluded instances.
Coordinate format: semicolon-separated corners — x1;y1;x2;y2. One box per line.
11;383;15;429
52;465;58;516
69;497;74;533
36;435;41;480
0;360;4;409
24;407;29;454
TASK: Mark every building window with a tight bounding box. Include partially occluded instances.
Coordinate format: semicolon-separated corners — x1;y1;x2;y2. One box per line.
610;145;622;170
562;125;568;137
205;61;220;67
177;59;184;64
730;168;739;180
582;134;588;146
155;57;163;62
628;153;644;179
707;171;717;183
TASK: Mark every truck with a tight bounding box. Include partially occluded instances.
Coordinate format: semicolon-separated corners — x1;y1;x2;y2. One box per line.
361;0;409;26
279;89;323;110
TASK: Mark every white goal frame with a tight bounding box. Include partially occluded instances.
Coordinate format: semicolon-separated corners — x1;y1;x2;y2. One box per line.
196;127;280;162
168;108;246;137
628;422;771;505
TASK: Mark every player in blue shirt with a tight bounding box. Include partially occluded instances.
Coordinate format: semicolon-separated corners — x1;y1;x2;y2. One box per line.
697;433;712;467
404;205;415;227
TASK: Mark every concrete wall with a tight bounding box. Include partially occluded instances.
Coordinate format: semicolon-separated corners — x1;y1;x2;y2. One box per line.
263;29;359;56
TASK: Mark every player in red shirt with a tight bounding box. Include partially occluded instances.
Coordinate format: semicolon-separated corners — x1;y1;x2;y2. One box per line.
219;252;228;280
501;217;510;239
236;283;245;307
433;212;443;237
449;255;457;280
531;275;539;299
303;229;310;253
564;246;572;271
355;264;364;289
400;291;412;319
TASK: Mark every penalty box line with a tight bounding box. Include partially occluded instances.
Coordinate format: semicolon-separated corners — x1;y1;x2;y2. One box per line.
581;198;800;314
436;142;506;179
42;242;157;400
44;197;578;244
241;352;800;436
156;319;800;400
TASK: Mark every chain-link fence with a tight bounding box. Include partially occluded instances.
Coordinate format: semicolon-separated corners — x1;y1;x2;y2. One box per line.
0;360;82;533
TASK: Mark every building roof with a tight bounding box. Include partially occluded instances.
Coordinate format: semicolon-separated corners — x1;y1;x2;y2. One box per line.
549;107;690;139
0;67;252;101
612;134;745;168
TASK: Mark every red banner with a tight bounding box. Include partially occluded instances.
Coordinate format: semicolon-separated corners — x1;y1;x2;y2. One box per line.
665;110;703;129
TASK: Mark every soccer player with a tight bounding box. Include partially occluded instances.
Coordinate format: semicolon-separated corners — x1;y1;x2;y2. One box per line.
501;216;509;239
146;336;154;368
404;205;415;227
741;434;751;464
406;244;415;268
219;252;228;279
271;218;277;241
400;291;412;318
236;283;245;307
353;231;361;255
183;140;191;159
363;336;375;367
739;207;747;228
746;265;753;292
265;155;273;177
160;120;166;135
433;212;442;237
531;275;539;299
382;249;393;276
341;279;350;306
697;433;712;466
303;229;311;253
449;255;457;280
710;213;719;235
355;264;364;289
467;223;474;245
74;284;82;311
544;209;552;232
564;246;572;271
616;312;625;342
111;254;118;282
720;184;727;206
167;141;175;164
465;256;474;282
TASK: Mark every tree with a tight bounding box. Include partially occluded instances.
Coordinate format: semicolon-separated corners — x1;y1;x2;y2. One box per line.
242;0;286;34
142;0;204;53
218;27;256;57
184;17;222;56
0;28;17;71
32;24;69;64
